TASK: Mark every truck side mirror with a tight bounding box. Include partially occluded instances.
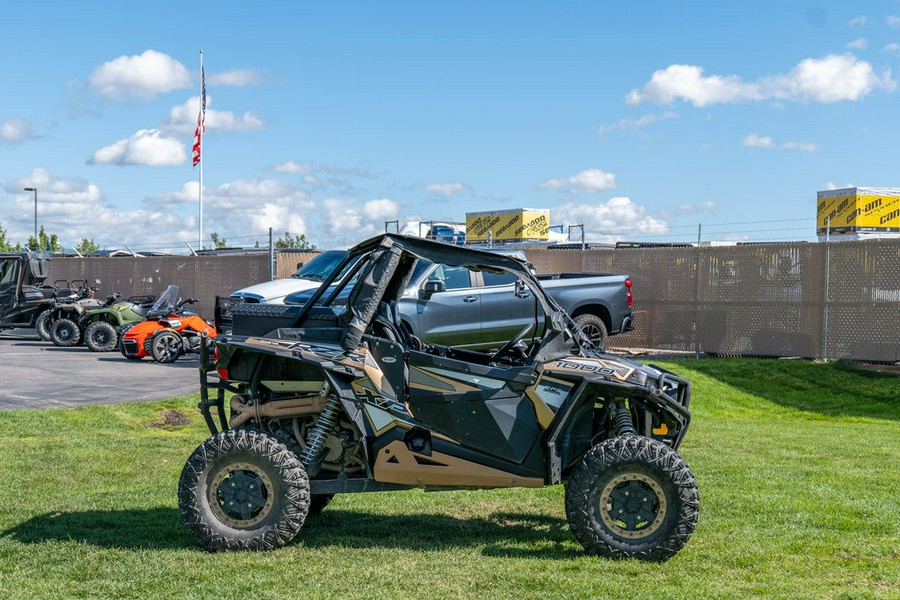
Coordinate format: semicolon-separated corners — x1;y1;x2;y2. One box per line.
421;280;446;298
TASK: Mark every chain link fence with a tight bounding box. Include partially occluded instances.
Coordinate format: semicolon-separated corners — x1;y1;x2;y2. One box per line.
45;240;899;362
526;239;900;362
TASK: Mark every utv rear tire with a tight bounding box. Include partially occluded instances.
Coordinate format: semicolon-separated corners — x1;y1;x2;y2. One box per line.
574;314;608;350
565;436;699;562
35;310;51;341
150;330;182;363
178;428;310;551
50;318;81;347
84;321;118;352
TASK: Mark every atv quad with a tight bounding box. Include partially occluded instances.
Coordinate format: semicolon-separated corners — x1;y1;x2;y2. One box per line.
182;234;699;561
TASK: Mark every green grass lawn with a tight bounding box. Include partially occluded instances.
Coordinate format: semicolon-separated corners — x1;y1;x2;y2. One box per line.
0;359;897;599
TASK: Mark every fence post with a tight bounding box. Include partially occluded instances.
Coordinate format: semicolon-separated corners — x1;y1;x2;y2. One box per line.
821;219;831;361
693;224;702;359
268;228;275;281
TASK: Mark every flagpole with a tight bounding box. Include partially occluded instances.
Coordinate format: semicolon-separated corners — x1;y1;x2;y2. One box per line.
198;49;204;251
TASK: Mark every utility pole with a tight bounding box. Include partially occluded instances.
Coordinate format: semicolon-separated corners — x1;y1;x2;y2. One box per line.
23;187;37;247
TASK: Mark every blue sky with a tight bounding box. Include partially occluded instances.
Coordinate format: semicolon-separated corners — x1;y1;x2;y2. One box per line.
1;1;899;251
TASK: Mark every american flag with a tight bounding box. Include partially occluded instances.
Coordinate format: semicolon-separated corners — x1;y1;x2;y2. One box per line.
192;66;205;167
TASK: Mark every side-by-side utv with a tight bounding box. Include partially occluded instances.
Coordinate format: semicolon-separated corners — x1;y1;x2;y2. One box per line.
180;234;699;561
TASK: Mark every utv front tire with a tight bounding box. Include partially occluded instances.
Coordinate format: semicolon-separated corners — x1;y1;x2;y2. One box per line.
50;318;81;347
565;436;699;562
84;321;118;352
179;429;310;551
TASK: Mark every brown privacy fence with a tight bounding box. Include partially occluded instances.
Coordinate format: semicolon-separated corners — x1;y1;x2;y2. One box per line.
46;241;899;362
47;252;318;320
527;239;900;362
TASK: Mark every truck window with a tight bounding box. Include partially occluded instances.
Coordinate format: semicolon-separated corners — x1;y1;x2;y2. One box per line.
481;271;517;287
428;264;473;290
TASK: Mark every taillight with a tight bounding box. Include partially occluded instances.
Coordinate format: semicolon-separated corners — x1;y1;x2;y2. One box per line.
217;368;230;380
625;278;633;307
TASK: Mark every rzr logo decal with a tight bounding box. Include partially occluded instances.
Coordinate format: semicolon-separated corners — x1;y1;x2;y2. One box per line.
548;359;635;381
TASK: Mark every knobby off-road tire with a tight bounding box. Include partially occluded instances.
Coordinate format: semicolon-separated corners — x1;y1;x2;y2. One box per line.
150;330;182;363
565;436;699;562
178;428;311;551
84;321;118;352
50;318;81;347
574;314;608;351
35;310;51;341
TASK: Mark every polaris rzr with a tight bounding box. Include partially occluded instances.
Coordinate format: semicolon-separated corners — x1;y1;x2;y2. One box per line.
181;234;699;561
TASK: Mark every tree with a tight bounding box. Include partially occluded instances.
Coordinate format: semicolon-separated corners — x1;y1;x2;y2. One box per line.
0;222;13;251
274;232;315;250
76;238;100;254
25;226;61;252
210;232;227;249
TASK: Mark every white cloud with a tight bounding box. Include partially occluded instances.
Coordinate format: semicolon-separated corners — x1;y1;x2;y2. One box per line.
363;198;400;220
676;200;717;215
884;43;900;56
267;160;311;174
848;16;868;27
89;129;187;166
553;197;668;242
208;69;264;87
743;133;818;152
538;169;617;193
322;197;399;234
166;96;265;134
0;118;35;143
89;50;190;100
627;54;894;106
424;182;468;198
889;16;900;28
1;168;197;249
598;111;679;135
846;38;867;50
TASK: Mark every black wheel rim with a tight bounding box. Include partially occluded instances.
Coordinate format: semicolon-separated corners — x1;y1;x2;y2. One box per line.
209;463;274;528
57;326;73;341
580;323;604;346
153;334;180;361
93;329;110;345
599;473;667;539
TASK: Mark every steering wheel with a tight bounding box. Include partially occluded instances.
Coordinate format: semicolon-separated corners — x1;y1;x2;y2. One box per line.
490;323;535;363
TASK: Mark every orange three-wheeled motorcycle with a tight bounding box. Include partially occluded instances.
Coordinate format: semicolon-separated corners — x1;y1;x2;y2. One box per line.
119;285;217;363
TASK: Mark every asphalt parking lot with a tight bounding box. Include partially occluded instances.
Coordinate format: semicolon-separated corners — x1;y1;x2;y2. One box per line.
0;330;201;411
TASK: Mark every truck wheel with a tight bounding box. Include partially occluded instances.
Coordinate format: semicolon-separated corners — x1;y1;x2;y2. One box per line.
574;314;608;350
35;310;51;341
565;436;699;562
50;318;81;347
178;428;310;551
150;330;182;363
84;321;118;352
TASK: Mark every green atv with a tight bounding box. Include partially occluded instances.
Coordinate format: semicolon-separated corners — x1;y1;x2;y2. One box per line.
182;234;699;561
50;289;156;351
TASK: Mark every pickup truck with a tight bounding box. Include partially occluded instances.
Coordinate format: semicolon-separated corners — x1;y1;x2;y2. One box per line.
215;250;357;331
280;254;633;351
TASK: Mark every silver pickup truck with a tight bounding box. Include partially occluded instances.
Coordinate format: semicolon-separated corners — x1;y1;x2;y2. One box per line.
280;254;634;351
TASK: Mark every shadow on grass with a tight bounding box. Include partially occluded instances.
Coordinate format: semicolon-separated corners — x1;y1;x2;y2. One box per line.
4;507;578;558
679;358;900;421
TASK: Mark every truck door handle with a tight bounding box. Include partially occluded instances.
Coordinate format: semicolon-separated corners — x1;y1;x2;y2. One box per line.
517;291;532;299
463;296;478;303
